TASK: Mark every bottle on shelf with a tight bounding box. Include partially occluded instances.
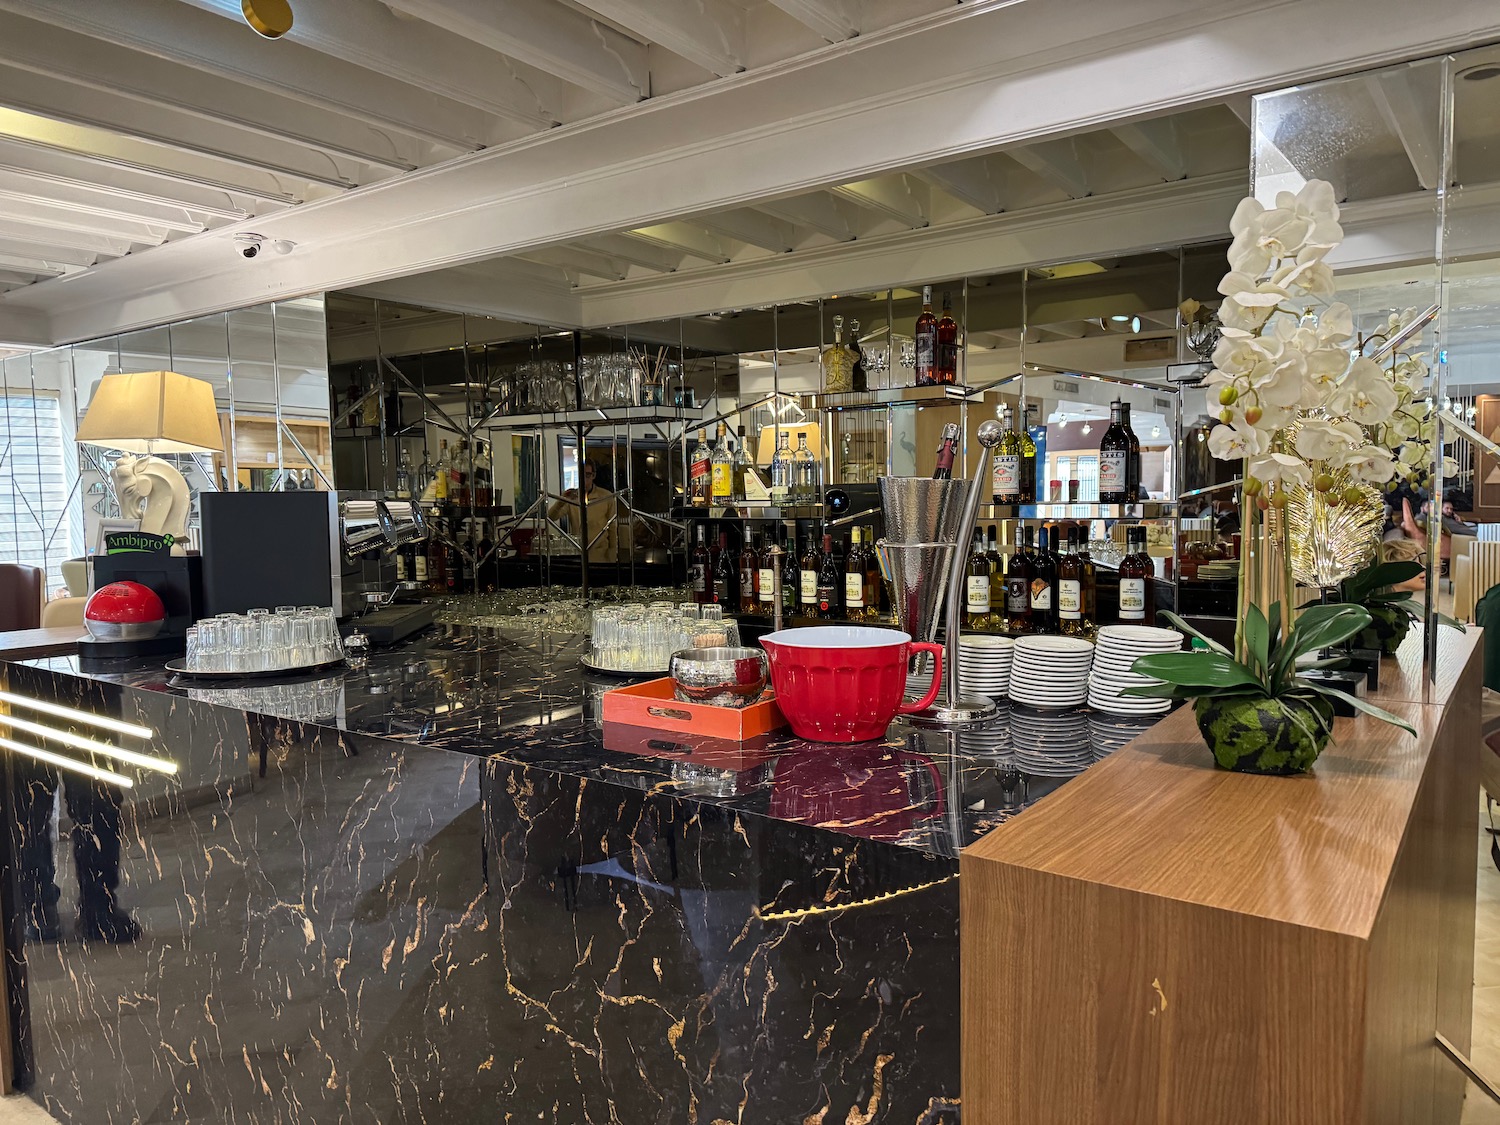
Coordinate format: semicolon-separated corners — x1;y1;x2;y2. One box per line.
473;440;493;507
793;432;819;504
914;285;937;386
822;314;854;393
769;429;794;506
690;524;712;604
476;520;495;594
1080;527;1097;626
849;319;868;393
985;524;1001;571
1099;401;1130;504
933;422;960;480
1118;525;1154;624
799;532;822;615
758;533;778;613
459;520;477;591
713;527;735;606
845;527;869;622
689;429;713;508
452;438;469;507
417;447;432;500
988;522;1008;621
411;533;428;587
396;446;413;499
434;439;451;502
862;523;883;617
1005;525;1033;634
1121;401;1143;502
733;425;752;503
1058;527;1085;637
993;405;1022;504
965;528;993;630
1019;405;1038;504
426;518;448;592
394;541;408;583
711;422;734;503
781;525;800;615
739;533;760;616
936;291;959;385
1029;526;1058;634
816;530;841;619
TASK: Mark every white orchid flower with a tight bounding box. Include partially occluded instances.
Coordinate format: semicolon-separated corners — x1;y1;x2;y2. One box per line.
1219;296;1275;333
1330;357;1399;423
1275;180;1343;247
1317;302;1354;344
1251;352;1307;408
1293;418;1362;461
1211;335;1261;379
1248;452;1313;489
1207;421;1267;461
1335;444;1397;484
1218;270;1288;308
1273;259;1335;299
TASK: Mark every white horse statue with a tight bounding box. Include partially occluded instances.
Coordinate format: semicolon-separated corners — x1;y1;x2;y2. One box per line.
112;455;192;553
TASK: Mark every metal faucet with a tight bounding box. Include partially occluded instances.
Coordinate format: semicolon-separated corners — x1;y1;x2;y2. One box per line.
767;543;785;632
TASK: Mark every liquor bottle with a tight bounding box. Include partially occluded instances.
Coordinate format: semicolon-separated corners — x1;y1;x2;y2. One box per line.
821;314;854;393
799;532;822;614
713;528;735;606
1058;528;1084;637
739;534;760;616
690;524;711;604
732;425;752;503
844;527;867;621
793;432;819;504
1118;526;1154;624
1019;405;1038;504
770;429;794;505
816;531;841;619
782;526;800;615
710;422;734;503
394;542;407;582
1080;527;1098;628
417;448;432;500
396;446;413;499
993;405;1022;504
473;440;493;507
1005;525;1033;634
426;518;447;592
1121;402;1143;502
411;532;428;586
758;533;778;612
933;422;960;480
434;439;451;502
965;529;993;630
986;524;1001;572
914;285;937;386
936;291;959;385
689;429;713;507
988;522;1008;620
1030;526;1058;634
862;523;883;617
849;319;868;393
1098;401;1129;504
452;438;469;507
459;521;476;590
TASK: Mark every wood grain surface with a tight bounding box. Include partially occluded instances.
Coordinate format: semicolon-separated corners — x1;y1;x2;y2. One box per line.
0;627;83;662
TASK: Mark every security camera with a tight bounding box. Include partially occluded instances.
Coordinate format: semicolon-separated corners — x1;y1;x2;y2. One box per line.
234;233;267;260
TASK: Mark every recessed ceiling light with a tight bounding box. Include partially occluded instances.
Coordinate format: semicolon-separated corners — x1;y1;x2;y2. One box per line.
1460;64;1500;81
242;0;293;38
1110;314;1131;322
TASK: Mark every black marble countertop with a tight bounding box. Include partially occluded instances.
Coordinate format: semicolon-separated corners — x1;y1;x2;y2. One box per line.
23;623;1164;861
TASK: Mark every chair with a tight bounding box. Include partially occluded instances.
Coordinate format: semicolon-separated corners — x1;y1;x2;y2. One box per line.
0;563;44;632
40;597;86;629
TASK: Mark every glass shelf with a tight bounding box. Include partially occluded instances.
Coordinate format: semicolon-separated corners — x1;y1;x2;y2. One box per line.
477;405;706;431
979;501;1178;518
672;503;825;520
799;383;979;410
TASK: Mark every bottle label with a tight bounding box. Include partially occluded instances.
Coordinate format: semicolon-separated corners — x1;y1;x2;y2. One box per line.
915;335;935;376
712;463;733;498
1120;577;1147;619
818;585;836;613
994;455;1021;500
1006;577;1028;615
800;570;817;604
845;574;864;607
966;575;990;613
434;475;448;500
1059;580;1082;618
740;566;755;596
690;457;711;496
1099;451;1127;495
691;564;707;594
395;555;406;582
1030;580;1053;611
759;568;776;602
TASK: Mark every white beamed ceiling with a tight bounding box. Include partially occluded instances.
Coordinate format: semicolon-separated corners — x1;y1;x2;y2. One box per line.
0;0;1497;346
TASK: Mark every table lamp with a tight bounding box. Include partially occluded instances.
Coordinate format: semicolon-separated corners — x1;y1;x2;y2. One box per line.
76;371;223;551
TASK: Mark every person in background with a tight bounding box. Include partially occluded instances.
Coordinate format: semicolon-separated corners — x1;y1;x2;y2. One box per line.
547;459;624;564
1212;498;1240;538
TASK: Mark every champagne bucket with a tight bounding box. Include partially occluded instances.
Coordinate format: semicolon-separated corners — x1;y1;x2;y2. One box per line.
876;541;956;644
879;477;968;544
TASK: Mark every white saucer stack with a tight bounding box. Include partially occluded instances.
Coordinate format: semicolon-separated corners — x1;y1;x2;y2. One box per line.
1088;712;1163;760
1007;635;1093;710
1086;625;1182;716
1011;706;1091;776
957;634;1015;701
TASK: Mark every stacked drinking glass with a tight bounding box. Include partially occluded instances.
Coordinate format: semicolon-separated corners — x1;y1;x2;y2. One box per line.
185;606;344;674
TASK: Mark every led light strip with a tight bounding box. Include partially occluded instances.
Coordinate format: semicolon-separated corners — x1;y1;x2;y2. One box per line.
0;691;154;741
0;734;132;788
755;874;958;923
0;713;177;774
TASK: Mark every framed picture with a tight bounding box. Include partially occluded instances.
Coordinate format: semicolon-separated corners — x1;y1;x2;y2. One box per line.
93;517;140;556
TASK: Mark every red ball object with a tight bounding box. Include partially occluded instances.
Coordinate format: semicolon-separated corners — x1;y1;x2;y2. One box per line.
84;581;166;640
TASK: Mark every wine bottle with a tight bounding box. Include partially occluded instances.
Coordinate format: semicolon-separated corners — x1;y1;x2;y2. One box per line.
1121;401;1143;502
1118;526;1154;624
1030;526;1057;634
689;429;713;507
817;531;841;619
1005;525;1034;634
1099;402;1129;504
914;285;937;386
740;533;760;615
936;291;959;385
758;534;778;612
862;523;883;617
988;522;1008;621
933;422;960;480
1058;527;1084;637
799;532;821;613
690;524;711;604
845;527;868;622
713;528;735;606
1019;405;1038;504
965;528;992;630
781;526;800;615
994;405;1022;504
733;425;752;503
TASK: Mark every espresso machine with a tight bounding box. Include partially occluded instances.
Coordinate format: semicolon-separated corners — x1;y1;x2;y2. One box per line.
334;494;435;643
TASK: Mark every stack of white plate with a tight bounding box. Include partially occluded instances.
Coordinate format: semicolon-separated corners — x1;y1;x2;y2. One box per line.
1011;705;1091;776
1197;560;1238;581
1008;635;1093;710
1086;625;1182;716
957;708;1014;757
957;634;1014;701
1088;712;1163;760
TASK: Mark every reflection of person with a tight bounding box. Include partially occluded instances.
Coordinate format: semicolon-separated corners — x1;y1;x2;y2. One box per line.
547;461;623;563
1212;499;1240;538
15;763;140;943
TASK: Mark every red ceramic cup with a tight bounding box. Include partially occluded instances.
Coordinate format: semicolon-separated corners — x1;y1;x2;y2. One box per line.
759;626;944;743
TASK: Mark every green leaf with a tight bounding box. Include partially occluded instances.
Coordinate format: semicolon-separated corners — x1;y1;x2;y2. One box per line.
1344;560;1423;601
1130;651;1265;691
1244;604;1269;679
1271;604;1369;690
1156;610;1229;656
1267;600;1282;648
1118;682;1196;700
1303;685;1418;738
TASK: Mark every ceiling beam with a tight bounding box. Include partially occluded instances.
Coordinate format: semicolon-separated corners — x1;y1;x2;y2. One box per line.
912;159;1006;214
0;268;35;286
753;192;858;241
574;234;686;273
1111;118;1186;181
767;0;860;42
381;0;646;105
0;193;176;244
569;0;745;77
1365;69;1440;191
1008;139;1091;198
830;175;928;227
516;246;631;283
625;225;731;263
0;218;133;258
0;248;71;275
0;174;218;233
0;0;533;147
691;209;798;253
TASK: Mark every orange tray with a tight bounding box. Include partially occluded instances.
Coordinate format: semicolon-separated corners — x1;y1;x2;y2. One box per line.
602;677;786;740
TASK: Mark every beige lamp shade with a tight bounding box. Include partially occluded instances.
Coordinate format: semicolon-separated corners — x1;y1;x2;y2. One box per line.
754;421;822;467
76;371;223;453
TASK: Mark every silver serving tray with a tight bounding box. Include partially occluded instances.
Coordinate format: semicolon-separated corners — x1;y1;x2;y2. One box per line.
165;657;345;681
579;655;668;678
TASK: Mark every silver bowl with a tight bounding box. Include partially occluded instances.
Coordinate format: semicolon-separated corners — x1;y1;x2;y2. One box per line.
669;646;769;709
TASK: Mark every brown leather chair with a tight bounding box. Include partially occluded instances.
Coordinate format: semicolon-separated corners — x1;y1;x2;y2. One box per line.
0;563;44;632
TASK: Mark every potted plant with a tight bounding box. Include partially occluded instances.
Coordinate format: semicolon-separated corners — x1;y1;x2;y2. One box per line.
1339;557;1460;654
1129;606;1415;775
